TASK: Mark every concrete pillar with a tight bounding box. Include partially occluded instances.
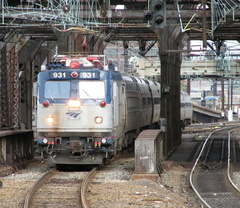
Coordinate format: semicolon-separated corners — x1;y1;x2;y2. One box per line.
132;130;162;182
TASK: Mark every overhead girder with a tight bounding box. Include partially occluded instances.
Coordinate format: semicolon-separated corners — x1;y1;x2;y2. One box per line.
1;1;240;42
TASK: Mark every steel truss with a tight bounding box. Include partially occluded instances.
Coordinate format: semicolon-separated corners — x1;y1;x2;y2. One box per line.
211;0;240;35
1;0;106;32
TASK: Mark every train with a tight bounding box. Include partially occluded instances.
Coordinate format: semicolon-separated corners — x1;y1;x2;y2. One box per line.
35;55;192;165
180;91;193;129
35;55;161;165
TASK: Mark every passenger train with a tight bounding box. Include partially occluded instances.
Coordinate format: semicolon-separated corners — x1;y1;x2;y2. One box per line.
36;55;161;165
35;55;192;165
180;91;193;129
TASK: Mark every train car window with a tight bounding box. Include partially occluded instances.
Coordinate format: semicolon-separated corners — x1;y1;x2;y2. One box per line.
127;97;140;110
44;81;70;99
122;84;125;94
154;97;160;104
147;98;152;105
79;81;105;99
142;98;146;106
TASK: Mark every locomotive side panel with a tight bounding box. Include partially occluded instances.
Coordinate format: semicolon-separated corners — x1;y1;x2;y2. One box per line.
112;81;125;140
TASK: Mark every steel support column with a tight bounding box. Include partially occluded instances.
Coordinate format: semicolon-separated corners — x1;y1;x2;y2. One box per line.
0;32;22;130
221;79;225;114
158;26;189;158
7;46;20;129
0;45;8;129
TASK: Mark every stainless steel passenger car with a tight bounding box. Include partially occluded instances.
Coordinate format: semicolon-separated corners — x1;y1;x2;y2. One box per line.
180;91;193;128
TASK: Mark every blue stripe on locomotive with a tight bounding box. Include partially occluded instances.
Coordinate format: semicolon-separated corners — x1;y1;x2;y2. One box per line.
37;69;123;104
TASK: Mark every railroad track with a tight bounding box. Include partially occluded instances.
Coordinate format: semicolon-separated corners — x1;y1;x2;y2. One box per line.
24;167;97;208
190;126;240;207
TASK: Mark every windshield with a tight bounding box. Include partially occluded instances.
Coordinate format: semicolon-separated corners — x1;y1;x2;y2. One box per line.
44;81;70;99
79;81;105;99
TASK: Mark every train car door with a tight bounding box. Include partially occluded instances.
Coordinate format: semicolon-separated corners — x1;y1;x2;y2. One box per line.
113;82;124;130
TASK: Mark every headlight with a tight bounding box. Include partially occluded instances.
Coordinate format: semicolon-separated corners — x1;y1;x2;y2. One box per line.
43;138;48;144
46;116;54;124
102;138;107;144
95;116;103;124
68;99;81;108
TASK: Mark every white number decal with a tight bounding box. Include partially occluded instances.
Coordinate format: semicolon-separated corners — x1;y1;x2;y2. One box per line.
52;72;66;78
81;72;95;78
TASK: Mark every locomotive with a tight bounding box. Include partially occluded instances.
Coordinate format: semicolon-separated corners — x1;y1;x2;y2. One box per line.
36;55;161;165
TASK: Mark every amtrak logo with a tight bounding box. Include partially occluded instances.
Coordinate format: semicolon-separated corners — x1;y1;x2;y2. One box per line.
66;111;82;118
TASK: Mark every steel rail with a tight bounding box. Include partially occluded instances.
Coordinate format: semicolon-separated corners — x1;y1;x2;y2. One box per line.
189;125;240;208
227;129;240;192
80;167;97;208
24;168;57;208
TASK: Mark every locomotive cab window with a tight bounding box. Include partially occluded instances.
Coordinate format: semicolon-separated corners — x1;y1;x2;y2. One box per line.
79;81;105;99
44;81;70;99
